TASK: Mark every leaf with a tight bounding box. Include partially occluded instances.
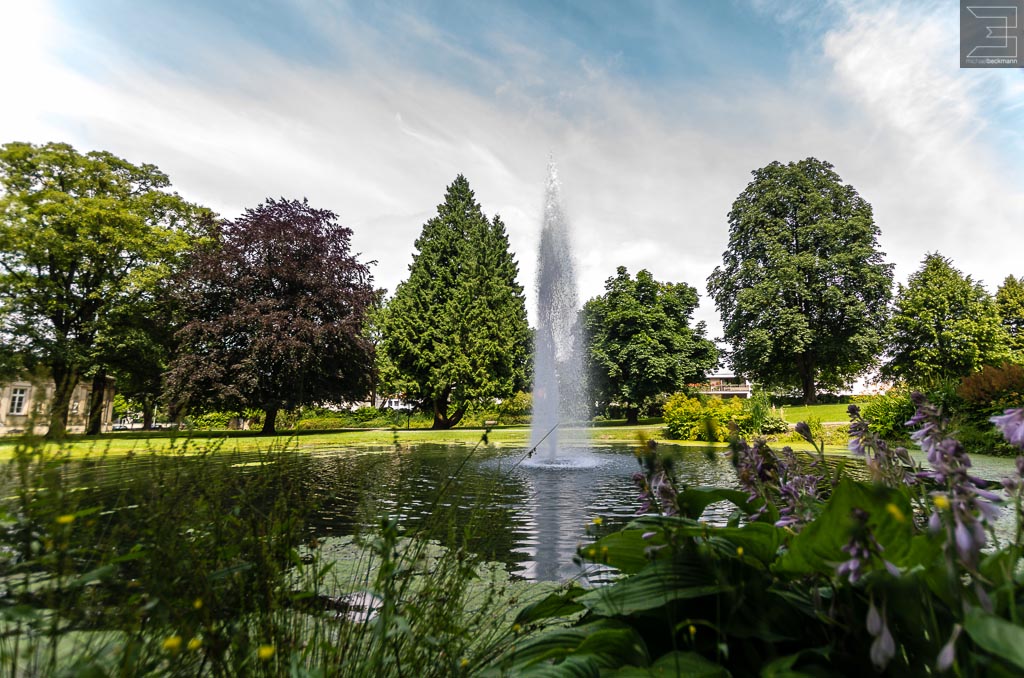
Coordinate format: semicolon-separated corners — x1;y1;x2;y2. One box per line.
582;530;669;575
580;559;728;617
503;620;639;671
759;646;832;677
604;651;730;677
515;587;587;625
676;487;756;519
774;479;914;578
627;516;785;566
964;607;1024;671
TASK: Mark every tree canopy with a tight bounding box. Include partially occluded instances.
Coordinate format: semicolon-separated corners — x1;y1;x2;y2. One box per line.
166;198;375;434
0;142;202;437
584;266;717;425
707;158;893;404
379;175;530;429
996;275;1024;358
885;253;1010;384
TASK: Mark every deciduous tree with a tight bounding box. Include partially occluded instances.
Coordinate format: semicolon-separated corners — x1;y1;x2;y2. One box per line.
885;253;1010;384
0;142;202;437
380;175;530;429
584;267;717;425
996;275;1024;358
707;158;893;404
166;198;375;434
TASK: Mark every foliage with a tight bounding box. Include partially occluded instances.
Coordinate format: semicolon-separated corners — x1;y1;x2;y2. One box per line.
743;391;790;434
493;401;1024;676
584;267;717;425
860;388;915;441
707;158;893;404
996;275;1024;357
662;394;744;441
497;391;532;421
0;435;550;676
0;142;204;437
379;175;530;429
663;393;787;441
958;362;1024;416
166;198;376;435
885;253;1010;385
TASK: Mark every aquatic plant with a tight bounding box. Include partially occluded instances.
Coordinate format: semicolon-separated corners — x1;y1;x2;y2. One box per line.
493;399;1024;676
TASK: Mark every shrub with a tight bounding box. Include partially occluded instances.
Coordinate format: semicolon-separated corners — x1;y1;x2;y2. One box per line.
860;389;915;440
958;361;1024;416
742;391;789;435
663;393;744;441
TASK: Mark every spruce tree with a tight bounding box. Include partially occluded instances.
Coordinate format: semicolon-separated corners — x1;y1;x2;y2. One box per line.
381;175;529;429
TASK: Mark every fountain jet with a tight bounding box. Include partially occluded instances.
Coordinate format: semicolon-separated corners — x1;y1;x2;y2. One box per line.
529;162;587;461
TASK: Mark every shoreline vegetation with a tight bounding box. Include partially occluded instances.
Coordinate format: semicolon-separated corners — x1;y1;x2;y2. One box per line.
0;424;721;460
0;420;914;461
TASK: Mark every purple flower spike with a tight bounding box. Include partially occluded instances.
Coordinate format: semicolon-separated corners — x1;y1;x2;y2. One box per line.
991;408;1024;450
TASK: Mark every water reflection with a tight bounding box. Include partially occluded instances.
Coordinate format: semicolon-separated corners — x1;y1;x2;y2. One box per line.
8;442;1019;583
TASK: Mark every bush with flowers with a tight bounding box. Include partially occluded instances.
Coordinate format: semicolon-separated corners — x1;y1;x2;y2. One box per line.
490;398;1024;676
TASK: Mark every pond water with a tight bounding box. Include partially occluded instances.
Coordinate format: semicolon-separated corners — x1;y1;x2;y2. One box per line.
13;441;1022;582
304;442;740;581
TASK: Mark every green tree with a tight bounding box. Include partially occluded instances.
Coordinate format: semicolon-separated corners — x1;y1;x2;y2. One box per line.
996;275;1024;358
0;142;202;438
885;253;1010;384
166;198;375;434
584;267;717;425
707;158;893;404
380;175;530;429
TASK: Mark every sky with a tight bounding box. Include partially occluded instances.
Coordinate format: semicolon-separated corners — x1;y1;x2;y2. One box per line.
2;0;1023;340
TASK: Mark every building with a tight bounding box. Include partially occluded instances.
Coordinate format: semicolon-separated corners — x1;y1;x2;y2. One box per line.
0;377;116;435
695;371;752;399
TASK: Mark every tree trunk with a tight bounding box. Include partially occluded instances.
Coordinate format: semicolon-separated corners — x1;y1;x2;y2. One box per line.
86;370;107;435
46;362;78;440
625;406;640;426
142;399;155;431
262;407;279;435
797;356;818;405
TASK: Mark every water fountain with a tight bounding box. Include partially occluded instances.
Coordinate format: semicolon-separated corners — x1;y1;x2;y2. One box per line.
528;162;588;464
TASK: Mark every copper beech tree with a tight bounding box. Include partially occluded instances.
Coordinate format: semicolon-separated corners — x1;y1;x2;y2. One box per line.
166;198;375;433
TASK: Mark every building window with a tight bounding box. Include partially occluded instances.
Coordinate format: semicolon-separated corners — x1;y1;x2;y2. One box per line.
9;388;27;415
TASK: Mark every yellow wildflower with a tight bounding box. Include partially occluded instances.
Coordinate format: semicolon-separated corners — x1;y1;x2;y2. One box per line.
736;546;744;557
188;637;202;651
592;517;603;526
460;657;470;668
56;514;75;525
512;623;522;634
885;503;906;523
162;635;183;652
934;494;950;511
688;625;697;638
193;598;203;610
257;644;275;660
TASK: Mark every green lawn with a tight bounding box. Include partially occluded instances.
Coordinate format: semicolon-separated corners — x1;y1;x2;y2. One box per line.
0;420;849;460
778;403;853;424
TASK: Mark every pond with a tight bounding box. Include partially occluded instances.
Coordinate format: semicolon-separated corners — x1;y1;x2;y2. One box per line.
11;441;1022;582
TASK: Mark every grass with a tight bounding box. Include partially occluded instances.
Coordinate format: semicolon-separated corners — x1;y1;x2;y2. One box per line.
777;403;852;424
0;420;850;460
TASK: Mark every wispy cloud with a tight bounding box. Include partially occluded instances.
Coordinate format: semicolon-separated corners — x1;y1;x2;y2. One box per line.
4;0;1022;339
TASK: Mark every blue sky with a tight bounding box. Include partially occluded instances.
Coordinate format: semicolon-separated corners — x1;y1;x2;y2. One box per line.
2;0;1023;340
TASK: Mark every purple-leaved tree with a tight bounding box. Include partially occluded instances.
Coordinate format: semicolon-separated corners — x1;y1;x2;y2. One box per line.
166;198;375;434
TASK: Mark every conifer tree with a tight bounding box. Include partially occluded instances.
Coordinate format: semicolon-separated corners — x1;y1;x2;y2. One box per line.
381;175;529;429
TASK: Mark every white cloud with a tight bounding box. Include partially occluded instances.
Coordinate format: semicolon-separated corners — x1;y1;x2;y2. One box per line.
4;0;1023;346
